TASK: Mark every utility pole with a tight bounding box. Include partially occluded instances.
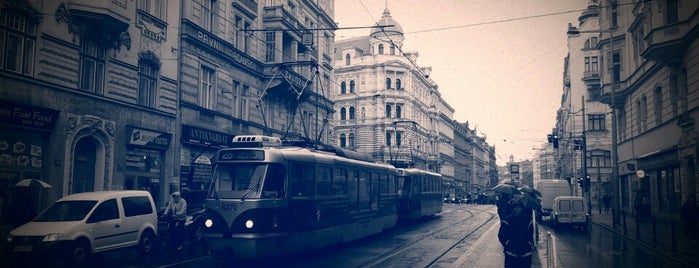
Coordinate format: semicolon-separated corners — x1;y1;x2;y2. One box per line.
582;96;591;216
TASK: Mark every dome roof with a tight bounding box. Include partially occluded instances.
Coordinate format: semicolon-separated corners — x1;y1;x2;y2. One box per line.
370;9;403;37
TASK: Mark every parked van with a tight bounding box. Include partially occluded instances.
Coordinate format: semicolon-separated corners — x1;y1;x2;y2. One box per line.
551;196;588;229
6;190;158;265
536;179;571;221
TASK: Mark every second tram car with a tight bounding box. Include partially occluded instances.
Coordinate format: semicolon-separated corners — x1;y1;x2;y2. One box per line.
202;135;401;259
396;168;444;222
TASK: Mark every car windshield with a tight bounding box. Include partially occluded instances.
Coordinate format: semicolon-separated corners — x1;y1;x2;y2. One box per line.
34;200;98;222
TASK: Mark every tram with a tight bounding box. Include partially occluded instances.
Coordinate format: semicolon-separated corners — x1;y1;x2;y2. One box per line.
201;135;400;259
396;168;444;222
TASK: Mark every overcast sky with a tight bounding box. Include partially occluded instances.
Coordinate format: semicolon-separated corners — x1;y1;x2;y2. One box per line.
333;0;590;165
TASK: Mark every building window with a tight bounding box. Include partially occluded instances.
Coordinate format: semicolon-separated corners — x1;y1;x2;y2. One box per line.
345;53;350;65
386;78;391;89
349;107;355;120
641;95;648;131
386;104;392;118
667;0;678;24
340;107;346;120
80;40;106;94
587;150;611;167
396;79;401;90
138;0;166;20
654;86;662;125
138;60;158;107
349;80;355;93
199;66;215;110
396;105;402;118
348;133;355;147
396;132;402;147
0;9;36;75
340;134;346;147
204;0;217;32
265;32;275;62
591;57;598;72
390;44;395;55
612;51;621;82
378;44;384;54
386;132;391;146
340;81;346;94
588;114;606;131
610;1;618;27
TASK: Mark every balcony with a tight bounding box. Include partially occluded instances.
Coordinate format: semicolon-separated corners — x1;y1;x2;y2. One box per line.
56;2;131;50
641;11;699;64
582;70;601;85
263;5;306;40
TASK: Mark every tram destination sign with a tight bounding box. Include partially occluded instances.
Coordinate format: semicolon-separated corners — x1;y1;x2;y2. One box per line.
219;150;265;161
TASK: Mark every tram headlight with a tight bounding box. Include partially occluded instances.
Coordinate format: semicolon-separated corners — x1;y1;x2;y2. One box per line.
205;219;213;228
245;219;254;229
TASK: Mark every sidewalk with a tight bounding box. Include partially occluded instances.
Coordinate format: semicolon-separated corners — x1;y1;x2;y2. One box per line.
589;209;699;268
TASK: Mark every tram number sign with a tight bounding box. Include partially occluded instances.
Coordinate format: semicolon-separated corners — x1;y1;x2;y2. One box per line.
219;150;265;161
220;202;238;211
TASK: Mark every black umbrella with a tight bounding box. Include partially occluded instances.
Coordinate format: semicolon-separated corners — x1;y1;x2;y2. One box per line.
518;186;541;198
512;194;541;210
492;183;520;195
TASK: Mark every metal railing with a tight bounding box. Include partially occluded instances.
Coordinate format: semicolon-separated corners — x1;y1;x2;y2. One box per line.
545;231;558;268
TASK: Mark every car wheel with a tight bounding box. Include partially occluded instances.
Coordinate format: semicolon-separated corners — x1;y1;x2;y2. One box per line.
70;239;91;265
139;230;156;255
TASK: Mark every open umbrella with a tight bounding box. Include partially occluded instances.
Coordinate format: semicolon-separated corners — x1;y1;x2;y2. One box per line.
512;194;541;210
518;186;542;198
15;179;52;189
492;183;520;195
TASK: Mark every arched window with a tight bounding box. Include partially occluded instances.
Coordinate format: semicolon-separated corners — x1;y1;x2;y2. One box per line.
340;81;346;94
396;132;402;147
361;107;365;119
349;133;355;147
340;134;346;147
345;54;351;65
386;78;391;89
378;44;384;54
396;105;402;118
386;132;392;146
386;104;392;118
349;80;355;93
396;79;401;90
390;44;395;55
340;107;346;120
349;107;356;120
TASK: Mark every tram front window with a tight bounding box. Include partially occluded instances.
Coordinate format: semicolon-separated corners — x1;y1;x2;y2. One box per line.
212;163;286;199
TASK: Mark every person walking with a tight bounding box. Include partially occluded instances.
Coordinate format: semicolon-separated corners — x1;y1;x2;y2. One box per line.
498;199;535;268
163;191;188;250
680;195;699;242
602;194;611;213
496;192;514;219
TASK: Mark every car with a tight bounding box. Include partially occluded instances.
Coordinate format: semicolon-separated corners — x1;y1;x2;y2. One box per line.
551;196;588;230
5;190;158;265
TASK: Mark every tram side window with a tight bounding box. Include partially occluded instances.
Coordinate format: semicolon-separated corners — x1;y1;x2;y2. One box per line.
333;168;347;195
388;174;396;194
262;164;285;198
290;164;315;197
317;166;332;196
380;173;388;194
348;170;359;209
358;171;370;209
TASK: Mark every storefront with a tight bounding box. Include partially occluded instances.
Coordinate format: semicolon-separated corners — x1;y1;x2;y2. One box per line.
0;99;59;225
180;125;236;192
124;126;172;206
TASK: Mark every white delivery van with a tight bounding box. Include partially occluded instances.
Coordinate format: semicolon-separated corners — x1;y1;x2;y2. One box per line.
6;190;158;265
536;179;571;221
551;196;588;229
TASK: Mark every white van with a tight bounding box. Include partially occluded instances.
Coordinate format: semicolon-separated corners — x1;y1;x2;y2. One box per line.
6;190;158;265
536;179;571;221
551;196;588;229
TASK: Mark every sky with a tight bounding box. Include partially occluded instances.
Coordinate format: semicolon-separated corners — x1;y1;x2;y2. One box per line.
333;0;590;166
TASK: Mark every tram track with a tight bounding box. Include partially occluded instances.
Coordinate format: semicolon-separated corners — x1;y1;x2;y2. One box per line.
360;205;498;268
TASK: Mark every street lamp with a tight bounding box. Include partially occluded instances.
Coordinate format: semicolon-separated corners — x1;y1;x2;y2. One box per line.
567;26;620;226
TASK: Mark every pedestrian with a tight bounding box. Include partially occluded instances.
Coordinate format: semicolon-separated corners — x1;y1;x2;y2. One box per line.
634;193;643;218
162;191;187;250
499;199;535;268
680;195;699;242
602;194;611;213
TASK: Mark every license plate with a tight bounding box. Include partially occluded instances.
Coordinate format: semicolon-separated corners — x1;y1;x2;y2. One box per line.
14;245;32;252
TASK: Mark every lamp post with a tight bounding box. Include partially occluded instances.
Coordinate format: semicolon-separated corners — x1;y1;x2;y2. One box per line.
567;26;620;226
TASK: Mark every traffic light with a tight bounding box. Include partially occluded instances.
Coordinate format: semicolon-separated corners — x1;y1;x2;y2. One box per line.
553;135;559;149
584;175;590;191
577;177;584;190
547;134;553;143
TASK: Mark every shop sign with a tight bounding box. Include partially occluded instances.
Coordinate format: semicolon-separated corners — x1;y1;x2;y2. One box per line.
0;99;59;130
182;125;234;148
127;126;171;150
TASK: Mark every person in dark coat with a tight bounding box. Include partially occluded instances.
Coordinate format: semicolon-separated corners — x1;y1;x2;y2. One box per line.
602;194;611;213
498;199;535;268
496;192;513;219
680;196;699;242
8;189;37;228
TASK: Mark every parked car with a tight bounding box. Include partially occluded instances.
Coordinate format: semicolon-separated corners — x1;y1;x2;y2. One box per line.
5;190;158;265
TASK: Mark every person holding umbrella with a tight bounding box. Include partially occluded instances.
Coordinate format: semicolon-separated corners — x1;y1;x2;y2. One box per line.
498;198;535;268
493;183;520;219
